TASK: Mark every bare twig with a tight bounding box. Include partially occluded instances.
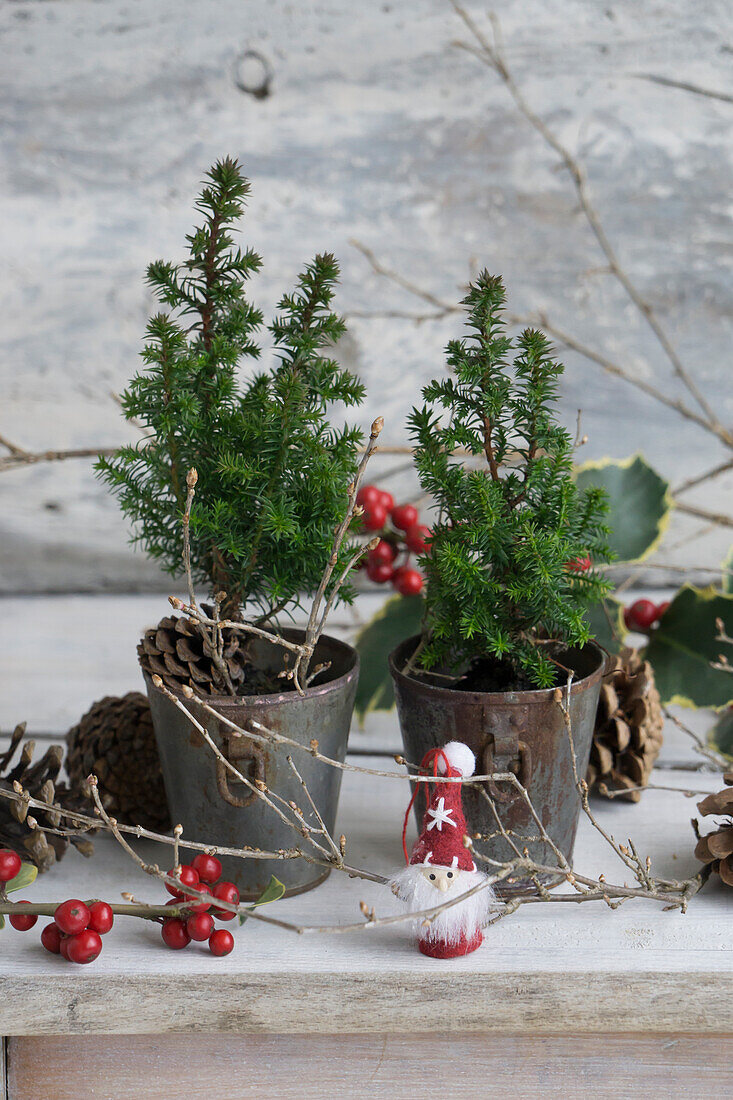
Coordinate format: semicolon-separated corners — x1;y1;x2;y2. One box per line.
449;2;729;446
635;72;733;105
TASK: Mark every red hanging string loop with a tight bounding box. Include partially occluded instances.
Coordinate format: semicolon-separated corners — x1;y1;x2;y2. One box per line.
401;747;455;864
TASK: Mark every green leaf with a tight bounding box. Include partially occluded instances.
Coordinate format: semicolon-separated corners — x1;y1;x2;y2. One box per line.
6;862;37;894
584;596;627;656
0;915;4;930
644;585;733;708
723;546;733;595
354;595;424;720
709;707;733;761
239;875;286;925
574;454;672;563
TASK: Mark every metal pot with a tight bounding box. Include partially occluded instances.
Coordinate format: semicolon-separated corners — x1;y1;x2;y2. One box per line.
144;629;358;900
389;636;604;898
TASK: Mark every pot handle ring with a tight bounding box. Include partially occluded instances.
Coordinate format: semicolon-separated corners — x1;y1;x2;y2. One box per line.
482;720;532;803
216;736;266;808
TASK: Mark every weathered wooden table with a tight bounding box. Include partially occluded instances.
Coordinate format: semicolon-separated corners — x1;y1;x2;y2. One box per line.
1;596;731;1098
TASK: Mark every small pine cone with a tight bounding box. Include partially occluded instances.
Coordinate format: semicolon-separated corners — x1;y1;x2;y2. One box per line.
0;723;93;872
694;772;733;887
66;693;170;833
137;611;247;696
587;649;664;803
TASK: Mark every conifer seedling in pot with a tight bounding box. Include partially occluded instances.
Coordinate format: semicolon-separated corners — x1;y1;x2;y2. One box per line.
99;158;379;897
388;272;613;896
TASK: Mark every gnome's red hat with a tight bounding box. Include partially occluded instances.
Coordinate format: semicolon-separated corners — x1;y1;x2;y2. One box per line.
404;741;477;873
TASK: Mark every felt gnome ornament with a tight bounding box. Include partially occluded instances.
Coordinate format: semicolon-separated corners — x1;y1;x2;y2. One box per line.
391;741;495;958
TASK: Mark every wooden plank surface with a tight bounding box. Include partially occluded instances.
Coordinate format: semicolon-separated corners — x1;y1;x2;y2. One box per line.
8;1033;733;1099
0;760;730;1036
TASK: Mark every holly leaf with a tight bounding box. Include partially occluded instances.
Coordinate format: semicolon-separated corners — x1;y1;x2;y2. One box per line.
709;707;733;762
354;594;424;720
6;862;37;894
723;546;733;595
239;875;285;925
575;454;672;563
584;596;627;657
644;585;733;708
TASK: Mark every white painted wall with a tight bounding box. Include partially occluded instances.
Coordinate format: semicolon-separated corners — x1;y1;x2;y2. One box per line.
1;0;731;593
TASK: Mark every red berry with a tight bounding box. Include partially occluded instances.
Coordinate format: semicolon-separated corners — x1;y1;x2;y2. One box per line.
566;555;591;573
0;850;22;883
211;881;239;920
182;881;212;913
191;853;223;884
369;539;396;566
366;559;394;584
161;918;191;950
378;490;395;512
41;922;62;955
186;912;215;942
9;902;37;932
59;934;71;960
209;928;235;957
626;598;658;632
361;502;388;532
404;524;431;554
88;901;114;935
355;484;381;508
165;864;199;898
657;601;670;620
54;899;90;936
391;504;419;531
66;928;102;965
393;568;424;596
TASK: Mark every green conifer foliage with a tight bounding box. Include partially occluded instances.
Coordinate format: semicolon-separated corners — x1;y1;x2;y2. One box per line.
98;158;364;621
409;273;612;688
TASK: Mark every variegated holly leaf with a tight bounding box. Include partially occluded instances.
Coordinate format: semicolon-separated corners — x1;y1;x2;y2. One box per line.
644;586;733;708
584;596;628;657
723;547;733;596
354;594;424;719
575;454;672;564
709;707;733;762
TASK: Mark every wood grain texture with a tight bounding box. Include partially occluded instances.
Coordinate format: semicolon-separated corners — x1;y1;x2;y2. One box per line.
2;971;732;1037
0;755;729;1037
8;1033;733;1099
1;1;732;594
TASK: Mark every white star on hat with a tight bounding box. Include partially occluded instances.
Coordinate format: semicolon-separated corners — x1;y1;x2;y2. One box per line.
426;797;456;832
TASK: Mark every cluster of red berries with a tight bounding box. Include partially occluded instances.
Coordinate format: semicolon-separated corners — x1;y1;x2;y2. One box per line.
623;598;670;633
356;484;429;595
38;898;114;964
161;852;237;957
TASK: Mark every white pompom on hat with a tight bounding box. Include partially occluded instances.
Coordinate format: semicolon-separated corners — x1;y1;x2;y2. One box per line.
435;741;476;778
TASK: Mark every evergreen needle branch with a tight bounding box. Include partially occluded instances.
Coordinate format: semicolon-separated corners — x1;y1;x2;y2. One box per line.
449;2;728;445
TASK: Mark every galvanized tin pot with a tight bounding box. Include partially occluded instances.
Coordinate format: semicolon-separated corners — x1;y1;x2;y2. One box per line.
144;629;358;900
389;636;604;898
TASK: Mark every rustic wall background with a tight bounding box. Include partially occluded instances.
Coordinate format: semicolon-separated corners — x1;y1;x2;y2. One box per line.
2;0;731;594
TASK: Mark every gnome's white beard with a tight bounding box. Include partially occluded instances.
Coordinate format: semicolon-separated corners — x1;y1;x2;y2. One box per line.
390;866;496;946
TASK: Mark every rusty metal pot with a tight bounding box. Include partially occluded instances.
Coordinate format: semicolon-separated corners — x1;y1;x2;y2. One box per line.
144;629;358;900
389;636;604;898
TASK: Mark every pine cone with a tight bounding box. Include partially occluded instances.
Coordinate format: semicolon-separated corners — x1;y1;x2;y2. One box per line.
137;612;248;696
0;723;93;872
694;773;733;886
66;693;171;833
587;648;664;802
